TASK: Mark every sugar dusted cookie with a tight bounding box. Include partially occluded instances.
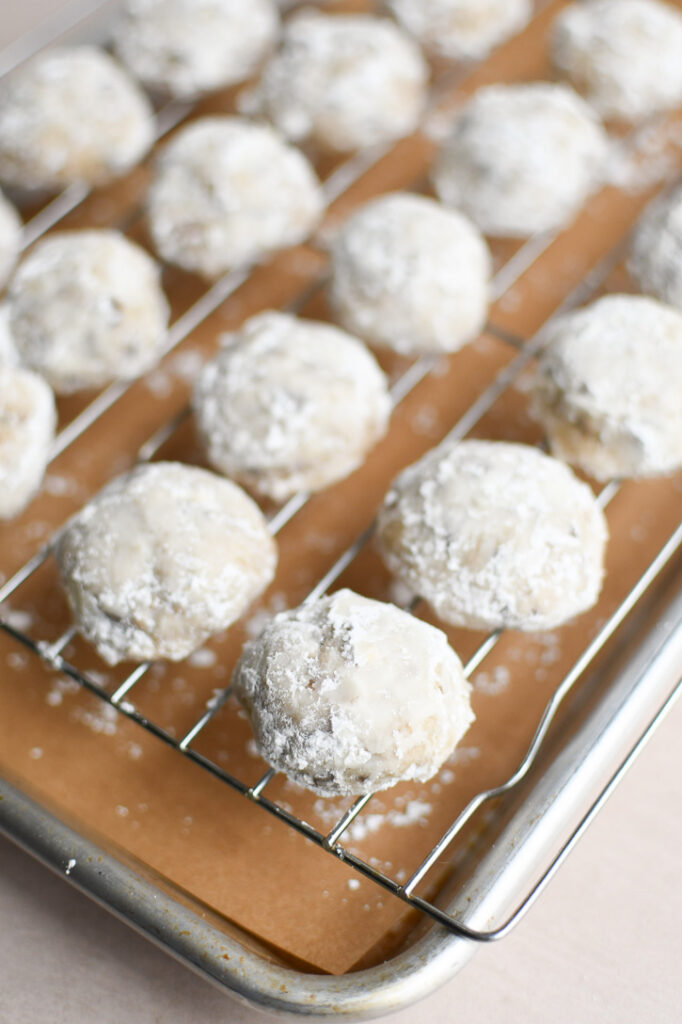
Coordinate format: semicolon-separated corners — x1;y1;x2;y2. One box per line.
532;294;682;480
8;230;169;394
57;462;277;664
234;589;474;797
147;117;323;278
0;47;153;191
329;192;490;355
193;311;391;502
432;83;608;237
377;440;608;631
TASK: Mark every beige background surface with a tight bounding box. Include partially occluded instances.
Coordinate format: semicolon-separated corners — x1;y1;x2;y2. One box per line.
0;2;681;1021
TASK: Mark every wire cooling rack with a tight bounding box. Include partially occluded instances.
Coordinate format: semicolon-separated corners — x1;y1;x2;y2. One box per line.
1;0;681;951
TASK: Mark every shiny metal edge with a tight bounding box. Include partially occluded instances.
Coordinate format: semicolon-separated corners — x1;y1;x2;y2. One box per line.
2;583;680;1021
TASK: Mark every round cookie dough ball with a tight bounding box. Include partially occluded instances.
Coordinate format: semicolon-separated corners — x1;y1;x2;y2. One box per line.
329;193;490;355
8;230;170;394
532;294;682;481
0;189;21;288
628;186;682;310
387;0;532;62
147;116;323;279
432;83;608;237
112;0;279;100
377;440;608;632
242;11;428;152
0;47;154;191
550;0;682;123
56;462;277;665
0;366;55;519
233;589;474;797
193;311;391;502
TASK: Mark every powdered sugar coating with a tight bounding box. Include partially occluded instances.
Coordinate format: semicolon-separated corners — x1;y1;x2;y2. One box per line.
628;185;682;310
0;365;56;518
193;311;391;502
241;11;428;152
0;47;154;191
56;462;277;665
233;589;474;797
113;0;279;99
387;0;532;61
551;0;682;123
147;116;323;278
0;189;20;288
377;440;607;631
432;83;608;237
8;230;170;394
532;294;682;480
329;193;490;355
0;305;18;366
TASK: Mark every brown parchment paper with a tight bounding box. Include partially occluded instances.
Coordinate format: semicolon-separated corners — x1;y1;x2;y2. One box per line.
1;0;682;976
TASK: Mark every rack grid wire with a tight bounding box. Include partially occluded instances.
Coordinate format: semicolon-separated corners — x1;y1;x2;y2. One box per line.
0;0;681;951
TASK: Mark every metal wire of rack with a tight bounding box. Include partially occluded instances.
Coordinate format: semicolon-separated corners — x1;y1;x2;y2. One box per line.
0;0;681;951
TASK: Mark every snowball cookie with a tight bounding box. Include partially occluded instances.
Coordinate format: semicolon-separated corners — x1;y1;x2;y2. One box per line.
432;83;608;238
233;589;474;796
0;189;21;288
532;294;682;481
147;117;323;279
0;366;55;519
242;11;428;153
0;47;154;192
387;0;532;62
377;440;607;632
329;193;490;356
56;462;277;665
550;0;682;123
628;186;682;310
112;0;279;100
193;311;391;502
8;230;169;395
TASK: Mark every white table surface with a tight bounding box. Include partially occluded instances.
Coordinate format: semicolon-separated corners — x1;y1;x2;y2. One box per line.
1;3;681;1021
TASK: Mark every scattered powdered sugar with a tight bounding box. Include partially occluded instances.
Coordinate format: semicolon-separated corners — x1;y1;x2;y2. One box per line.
65;858;76;875
474;664;511;696
188;647;217;669
70;700;118;736
0;605;33;632
313;795;434;843
347;878;361;891
43;474;83;499
244;592;289;640
46;676;79;707
28;747;43;760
